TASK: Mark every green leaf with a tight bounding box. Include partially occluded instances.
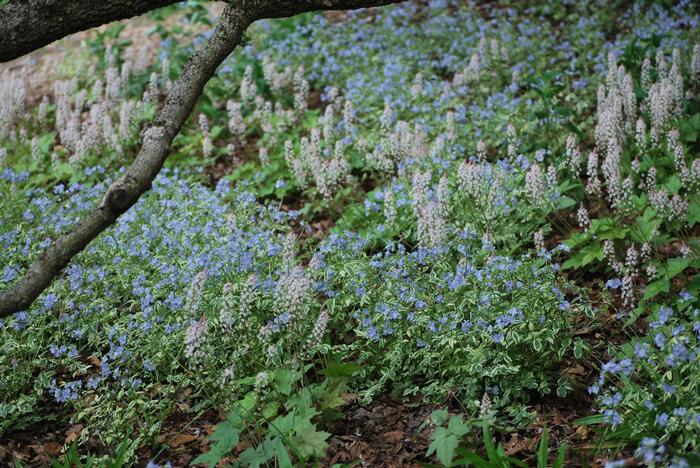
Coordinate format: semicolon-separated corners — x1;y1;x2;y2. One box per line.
272;369;296;396
632;208;662;241
427;427;460;466
192;409;243;468
452;447;490;466
553;444;567;468
482;420;498;462
291;424;330;459
537;427;549;468
533;339;543;352
239;439;276;468
643;277;670;300
574;414;606;425
663;175;682;194
688;202;700;226
430;409;449;426
556;196;576;210
269;412;299;435
554;106;573;116
665;257;691;279
319;361;360;378
447;415;470;436
273;437;293;468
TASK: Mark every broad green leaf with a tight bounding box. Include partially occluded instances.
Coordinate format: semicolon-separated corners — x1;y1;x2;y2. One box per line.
447;415;470;436
665;257;691;279
688;202;700;226
273;369;296;396
192;409;243;468
427;427;460;466
319;361;360;378
291;424;330;459
430;409;449;426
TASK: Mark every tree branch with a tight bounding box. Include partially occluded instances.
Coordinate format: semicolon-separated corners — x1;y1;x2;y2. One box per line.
0;0;185;63
0;0;402;63
0;0;405;318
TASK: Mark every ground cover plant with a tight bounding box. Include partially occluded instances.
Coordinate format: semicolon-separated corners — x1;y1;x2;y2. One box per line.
1;0;700;466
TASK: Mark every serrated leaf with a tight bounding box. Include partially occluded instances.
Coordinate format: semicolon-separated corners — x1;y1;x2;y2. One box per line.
665;257;690;279
430;408;449;426
290;425;330;459
273;437;293;468
272;369;296;396
239;439;276;468
320;361;360;378
191;409;243;468
427;427;460;466
447;415;470;436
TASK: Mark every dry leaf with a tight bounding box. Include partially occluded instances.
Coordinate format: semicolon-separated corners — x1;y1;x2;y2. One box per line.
575;425;589;440
563;364;586;376
169;434;199;448
65;432;79;445
42;441;62;456
383;431;404;444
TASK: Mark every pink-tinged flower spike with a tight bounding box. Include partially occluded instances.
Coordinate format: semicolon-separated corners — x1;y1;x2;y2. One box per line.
226;100;246;148
199;113;213;158
667;129;690;186
240;65;256;103
641;56;652;92
507;123;517;161
184;316;208;366
0;70;27;139
306;309;330;351
692;44;700;85
533;230;545;254
384;187;396;225
143;72;159;103
275;265;312;322
635;118;647;151
185;270;208;315
343;99;355;132
293;65;309;118
525;163;546;205
38;96;50;124
219;283;236;332
566;134;581;177
410;72;423;99
476;140;487;162
577;204;591;229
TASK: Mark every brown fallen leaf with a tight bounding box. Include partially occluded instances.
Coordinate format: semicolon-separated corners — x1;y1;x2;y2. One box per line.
383;431;404;444
169;434;200;448
65;424;83;444
87;355;101;367
563;364;586;376
42;441;62;457
65;432;79;445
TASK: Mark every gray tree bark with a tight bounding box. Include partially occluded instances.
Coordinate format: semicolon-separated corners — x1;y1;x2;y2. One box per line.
0;0;404;317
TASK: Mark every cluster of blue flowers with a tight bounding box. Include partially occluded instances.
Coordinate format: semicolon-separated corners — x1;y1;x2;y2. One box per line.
593;297;700;465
